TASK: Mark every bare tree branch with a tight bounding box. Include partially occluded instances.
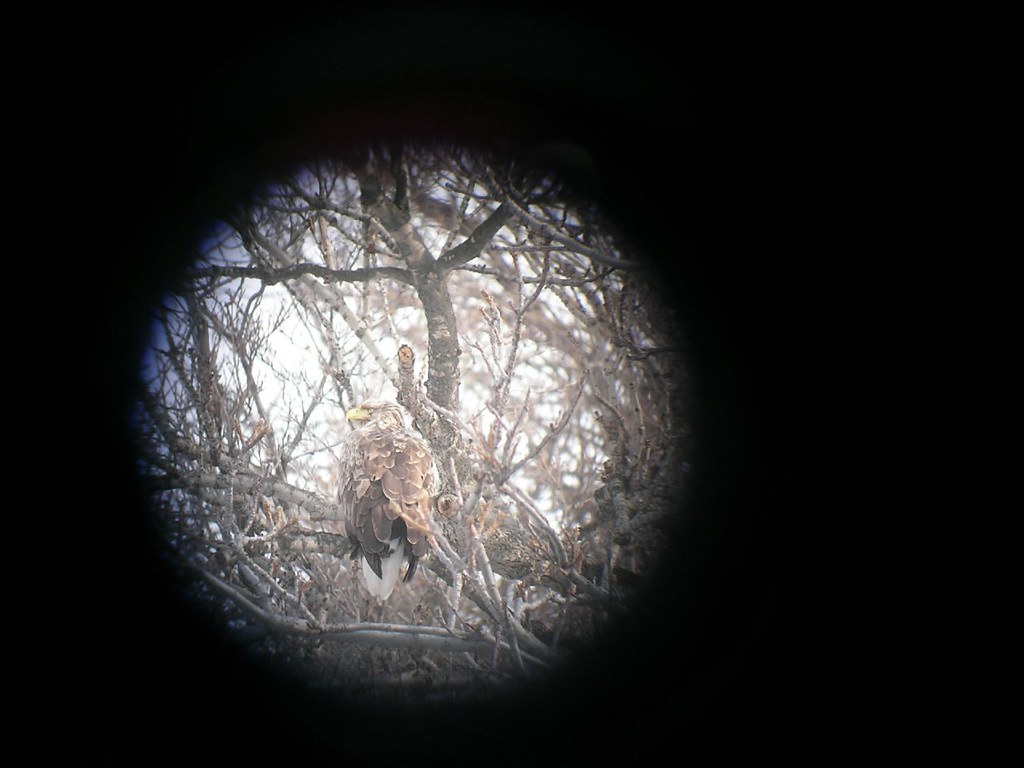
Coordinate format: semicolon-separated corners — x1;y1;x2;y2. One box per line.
435;201;514;272
196;567;551;666
146;470;335;520
190;262;413;287
499;374;587;484
502;194;640;270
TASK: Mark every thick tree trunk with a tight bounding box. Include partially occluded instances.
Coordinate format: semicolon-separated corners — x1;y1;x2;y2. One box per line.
350;153;512;415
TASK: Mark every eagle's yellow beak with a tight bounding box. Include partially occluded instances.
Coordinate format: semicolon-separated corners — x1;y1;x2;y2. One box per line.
345;406;371;422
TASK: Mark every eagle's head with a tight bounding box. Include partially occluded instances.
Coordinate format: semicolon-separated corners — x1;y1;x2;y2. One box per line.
345;400;405;431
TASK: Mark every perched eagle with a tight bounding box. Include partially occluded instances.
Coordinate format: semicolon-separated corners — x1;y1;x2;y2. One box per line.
338;400;437;601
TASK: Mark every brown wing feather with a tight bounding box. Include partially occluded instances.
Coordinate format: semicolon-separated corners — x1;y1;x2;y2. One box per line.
371;505;393;543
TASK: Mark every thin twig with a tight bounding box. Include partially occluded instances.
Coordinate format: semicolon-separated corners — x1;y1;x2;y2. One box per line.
500;375;587;483
501;195;639;270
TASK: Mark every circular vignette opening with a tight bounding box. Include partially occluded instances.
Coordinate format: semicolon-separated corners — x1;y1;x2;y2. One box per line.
87;11;817;764
132;142;692;706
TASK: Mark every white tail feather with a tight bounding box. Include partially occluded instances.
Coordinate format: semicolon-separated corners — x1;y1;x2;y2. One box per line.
362;537;404;601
